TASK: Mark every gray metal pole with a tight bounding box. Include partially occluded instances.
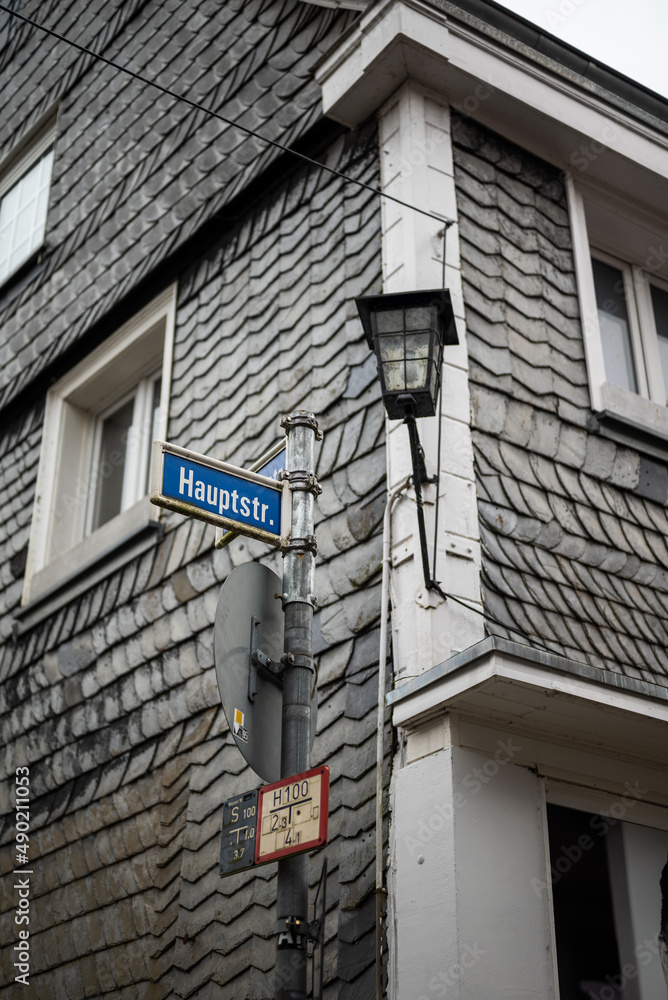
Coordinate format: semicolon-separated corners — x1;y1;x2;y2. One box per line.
275;410;321;1000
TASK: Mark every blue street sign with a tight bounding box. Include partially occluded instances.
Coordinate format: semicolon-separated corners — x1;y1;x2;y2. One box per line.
216;444;286;550
257;448;286;482
151;441;287;546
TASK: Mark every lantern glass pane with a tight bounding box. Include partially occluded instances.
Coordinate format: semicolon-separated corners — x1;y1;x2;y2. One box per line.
378;334;405;363
382;361;407;392
430;362;438;403
405;332;430;359
404;305;432;331
405;359;429;390
376;308;404;333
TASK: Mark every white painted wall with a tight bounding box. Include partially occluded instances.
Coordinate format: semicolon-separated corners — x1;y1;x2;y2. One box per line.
389;744;557;999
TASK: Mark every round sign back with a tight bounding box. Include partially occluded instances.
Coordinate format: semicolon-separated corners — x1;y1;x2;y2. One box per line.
214;561;317;783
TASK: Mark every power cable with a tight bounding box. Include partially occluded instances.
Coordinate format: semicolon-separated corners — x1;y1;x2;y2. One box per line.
0;2;455;229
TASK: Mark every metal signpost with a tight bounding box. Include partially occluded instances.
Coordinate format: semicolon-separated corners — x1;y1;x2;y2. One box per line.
150;411;324;1000
275;410;322;1000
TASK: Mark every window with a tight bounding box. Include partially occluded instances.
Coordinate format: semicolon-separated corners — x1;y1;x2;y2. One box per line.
592;252;668;405
87;372;162;533
547;803;668;1000
566;176;668;439
22;286;176;606
0;119;55;284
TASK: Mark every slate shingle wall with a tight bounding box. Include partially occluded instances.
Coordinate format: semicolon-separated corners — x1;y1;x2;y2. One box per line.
0;0;357;409
0;1;388;995
452;111;668;690
0;130;385;996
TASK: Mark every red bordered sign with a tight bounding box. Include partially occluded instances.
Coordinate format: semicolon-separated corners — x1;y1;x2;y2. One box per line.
255;766;329;864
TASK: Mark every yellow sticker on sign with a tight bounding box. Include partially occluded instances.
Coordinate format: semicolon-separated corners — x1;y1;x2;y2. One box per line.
233;708;248;743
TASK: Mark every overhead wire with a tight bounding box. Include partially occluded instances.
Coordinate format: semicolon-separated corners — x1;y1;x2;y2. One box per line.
0;2;454;229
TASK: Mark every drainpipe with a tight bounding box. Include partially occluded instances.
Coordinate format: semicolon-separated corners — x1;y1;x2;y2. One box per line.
376;475;411;1000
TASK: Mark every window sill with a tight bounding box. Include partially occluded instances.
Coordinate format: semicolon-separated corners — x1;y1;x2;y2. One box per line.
16;497;162;634
598;382;668;440
592;382;668;474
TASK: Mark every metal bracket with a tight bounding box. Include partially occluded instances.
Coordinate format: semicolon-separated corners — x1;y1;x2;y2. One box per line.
281;411;323;440
279;469;322;497
281;651;315;673
285;915;308;939
280;652;318;699
284;534;318;556
248;617;285;702
285;913;324;943
281;589;318;609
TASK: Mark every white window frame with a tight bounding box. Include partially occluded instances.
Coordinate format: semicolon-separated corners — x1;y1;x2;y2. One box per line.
567;174;668;438
23;286;176;606
0;115;56;285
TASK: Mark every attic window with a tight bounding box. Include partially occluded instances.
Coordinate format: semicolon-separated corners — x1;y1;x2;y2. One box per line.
0;121;55;284
566;176;668;441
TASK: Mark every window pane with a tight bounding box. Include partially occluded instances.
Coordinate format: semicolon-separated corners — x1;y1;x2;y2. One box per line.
91;397;134;530
591;258;638;393
0;147;53;283
650;284;668;404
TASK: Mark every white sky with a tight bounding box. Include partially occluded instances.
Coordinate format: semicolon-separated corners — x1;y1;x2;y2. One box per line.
494;0;668;100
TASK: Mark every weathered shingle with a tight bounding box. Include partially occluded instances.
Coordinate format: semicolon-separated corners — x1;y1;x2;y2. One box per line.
453;111;668;689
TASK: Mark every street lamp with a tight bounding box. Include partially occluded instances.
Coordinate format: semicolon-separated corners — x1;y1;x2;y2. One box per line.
356;288;458;595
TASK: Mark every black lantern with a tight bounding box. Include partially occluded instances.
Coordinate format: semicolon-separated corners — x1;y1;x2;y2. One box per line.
355;288;458;420
356;287;459;598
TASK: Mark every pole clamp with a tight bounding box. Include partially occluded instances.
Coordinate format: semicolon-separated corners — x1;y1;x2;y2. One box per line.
281;411;323;439
281;653;318;698
280;651;316;675
284;534;318;556
279;469;322;497
281;590;318;609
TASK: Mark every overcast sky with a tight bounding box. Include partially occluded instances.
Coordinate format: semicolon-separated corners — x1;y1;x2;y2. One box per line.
494;0;668;99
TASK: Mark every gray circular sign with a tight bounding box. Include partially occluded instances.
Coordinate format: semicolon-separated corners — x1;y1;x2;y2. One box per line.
214;561;317;782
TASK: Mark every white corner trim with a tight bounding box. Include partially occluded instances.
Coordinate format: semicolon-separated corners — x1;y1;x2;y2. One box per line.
376;81;484;680
564;173;605;413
